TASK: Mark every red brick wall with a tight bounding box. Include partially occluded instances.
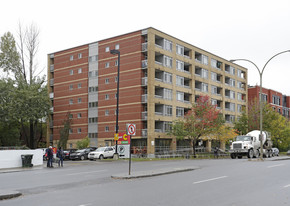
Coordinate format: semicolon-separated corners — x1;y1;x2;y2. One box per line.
97;31;143;139
53;45;89;140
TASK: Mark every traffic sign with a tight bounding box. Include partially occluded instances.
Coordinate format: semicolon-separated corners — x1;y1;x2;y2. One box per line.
126;123;136;136
114;133;119;141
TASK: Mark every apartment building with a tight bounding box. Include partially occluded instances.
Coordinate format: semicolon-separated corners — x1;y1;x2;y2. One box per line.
248;85;290;119
47;27;248;156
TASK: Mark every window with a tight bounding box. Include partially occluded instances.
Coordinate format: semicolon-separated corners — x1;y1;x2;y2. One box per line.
78;68;82;74
176;91;184;102
115;93;118;99
69;99;73;104
70;70;74;75
211;58;222;69
78;98;82;103
176;75;184;87
105;94;109;100
78;83;82;89
176;44;184;56
89;117;98;123
164;39;172;51
115;44;119;50
69;114;73;119
89;86;98;93
202;83;208;93
237;93;243;101
176;107;184;117
163;72;172;84
77;113;81;118
237;104;242;113
164;88;172;100
69;84;73;90
201;69;208;79
105;78;109;84
164;56;172;68
105;47;110;52
164;121;172;132
176;60;184;71
70;55;73;61
77;128;81;133
115;60;118;66
105;110;109;116
211;86;218;95
272;95;280;105
69;128;73;134
89;101;98;108
78;53;82;59
237;81;243;89
105;126;109;132
105;62;110;68
115;77;118;82
164;105;172;116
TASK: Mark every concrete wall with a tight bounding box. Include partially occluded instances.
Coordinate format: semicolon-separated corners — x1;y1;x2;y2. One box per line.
0;149;43;169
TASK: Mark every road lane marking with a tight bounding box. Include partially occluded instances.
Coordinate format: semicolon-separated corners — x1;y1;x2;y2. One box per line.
193;176;228;184
267;164;285;168
284;184;290;188
67;170;107;176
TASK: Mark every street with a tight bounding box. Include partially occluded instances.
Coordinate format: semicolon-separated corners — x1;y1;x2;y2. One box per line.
1;157;290;206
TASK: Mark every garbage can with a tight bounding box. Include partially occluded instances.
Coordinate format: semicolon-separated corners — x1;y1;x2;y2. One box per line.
21;154;33;167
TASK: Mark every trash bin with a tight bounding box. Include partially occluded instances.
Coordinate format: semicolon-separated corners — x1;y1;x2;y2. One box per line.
21;154;33;167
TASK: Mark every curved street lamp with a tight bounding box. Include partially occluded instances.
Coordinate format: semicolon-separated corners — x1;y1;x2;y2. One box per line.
230;50;290;160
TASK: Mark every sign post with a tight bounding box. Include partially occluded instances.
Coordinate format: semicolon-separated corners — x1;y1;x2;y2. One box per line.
126;123;136;175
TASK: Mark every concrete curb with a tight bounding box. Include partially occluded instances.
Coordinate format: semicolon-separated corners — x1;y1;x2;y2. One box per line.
0;190;22;200
111;166;199;179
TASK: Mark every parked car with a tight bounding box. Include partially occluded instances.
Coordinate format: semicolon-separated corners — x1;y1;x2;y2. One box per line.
272;148;279;156
88;146;115;160
70;148;96;160
63;149;77;160
287;150;290;156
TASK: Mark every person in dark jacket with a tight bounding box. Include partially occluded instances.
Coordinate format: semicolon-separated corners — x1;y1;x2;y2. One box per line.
57;147;64;167
46;146;53;168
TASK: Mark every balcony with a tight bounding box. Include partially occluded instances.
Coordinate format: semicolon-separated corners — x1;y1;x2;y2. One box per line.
49;121;53;128
142;60;148;69
142;43;148;52
142;94;148;103
142;111;147;120
50;64;54;72
49;92;54;99
50;78;54;86
142;77;147;86
142;129;148;137
50;107;54;112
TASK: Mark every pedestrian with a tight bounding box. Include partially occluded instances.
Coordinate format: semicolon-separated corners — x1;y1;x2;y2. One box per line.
57;147;64;167
47;146;54;168
214;147;219;159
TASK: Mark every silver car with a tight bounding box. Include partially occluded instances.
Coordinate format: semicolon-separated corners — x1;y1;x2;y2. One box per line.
88;146;115;160
272;148;279;156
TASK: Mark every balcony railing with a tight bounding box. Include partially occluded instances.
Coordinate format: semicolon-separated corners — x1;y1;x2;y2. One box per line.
142;94;147;103
155;112;163;116
49;92;54;99
142;77;148;86
142;43;148;52
142;111;147;120
155;95;163;99
155;129;162;133
50;65;54;72
142;60;148;69
142;129;148;137
50;78;54;86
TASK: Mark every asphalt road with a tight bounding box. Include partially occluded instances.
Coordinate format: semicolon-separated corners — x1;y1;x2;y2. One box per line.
1;157;290;206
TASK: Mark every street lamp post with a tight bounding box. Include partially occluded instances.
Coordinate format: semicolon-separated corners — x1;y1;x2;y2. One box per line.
110;49;120;158
230;50;290;160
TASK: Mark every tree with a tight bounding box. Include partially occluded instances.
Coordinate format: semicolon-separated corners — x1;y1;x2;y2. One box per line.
76;137;90;149
0;23;49;148
234;109;248;135
212;125;238;148
58;113;72;149
170;95;223;157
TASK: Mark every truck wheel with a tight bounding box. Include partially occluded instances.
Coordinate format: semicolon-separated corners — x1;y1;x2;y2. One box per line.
248;149;254;159
231;154;236;159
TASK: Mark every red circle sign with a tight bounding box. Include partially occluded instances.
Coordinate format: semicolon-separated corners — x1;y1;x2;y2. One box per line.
128;124;136;135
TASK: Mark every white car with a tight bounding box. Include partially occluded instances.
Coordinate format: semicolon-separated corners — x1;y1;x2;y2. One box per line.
88;146;115;160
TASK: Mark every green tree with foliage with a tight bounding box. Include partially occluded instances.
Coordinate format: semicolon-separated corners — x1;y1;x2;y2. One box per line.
76;137;90;149
169;95;223;157
0;24;50;148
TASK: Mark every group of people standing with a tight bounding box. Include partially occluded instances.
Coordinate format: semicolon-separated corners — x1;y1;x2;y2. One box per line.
46;146;64;168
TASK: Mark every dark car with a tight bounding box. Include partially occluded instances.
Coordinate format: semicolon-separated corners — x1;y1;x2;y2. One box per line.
63;149;77;160
69;148;96;160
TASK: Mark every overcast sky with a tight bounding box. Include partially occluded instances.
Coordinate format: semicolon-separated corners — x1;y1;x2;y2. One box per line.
1;0;290;95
